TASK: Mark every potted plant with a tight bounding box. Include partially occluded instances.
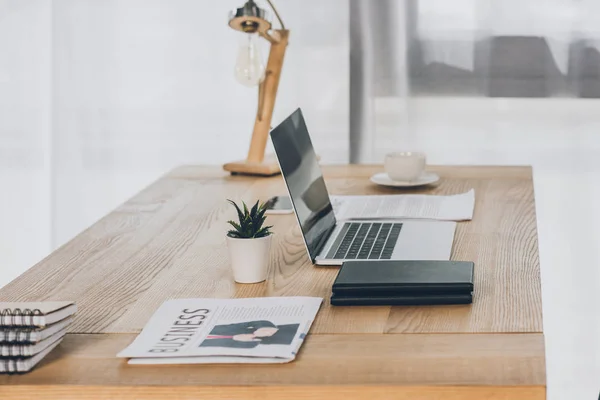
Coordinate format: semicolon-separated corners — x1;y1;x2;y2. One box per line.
226;199;273;283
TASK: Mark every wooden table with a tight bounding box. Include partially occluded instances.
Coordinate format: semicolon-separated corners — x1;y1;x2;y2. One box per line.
0;165;545;400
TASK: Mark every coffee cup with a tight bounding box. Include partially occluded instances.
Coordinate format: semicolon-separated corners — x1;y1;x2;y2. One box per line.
384;152;426;182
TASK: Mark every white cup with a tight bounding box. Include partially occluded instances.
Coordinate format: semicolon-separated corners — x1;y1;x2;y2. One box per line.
384;152;426;182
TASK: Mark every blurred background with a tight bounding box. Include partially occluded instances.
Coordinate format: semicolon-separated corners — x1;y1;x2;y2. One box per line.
2;1;600;397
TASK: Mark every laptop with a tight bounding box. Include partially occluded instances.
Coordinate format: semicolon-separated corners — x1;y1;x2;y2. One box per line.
269;108;457;266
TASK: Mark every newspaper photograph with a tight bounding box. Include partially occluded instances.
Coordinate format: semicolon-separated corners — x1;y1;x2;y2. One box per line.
117;297;322;364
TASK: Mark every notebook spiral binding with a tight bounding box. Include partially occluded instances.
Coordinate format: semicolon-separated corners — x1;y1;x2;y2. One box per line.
0;327;36;343
0;308;43;327
0;358;22;374
2;341;28;357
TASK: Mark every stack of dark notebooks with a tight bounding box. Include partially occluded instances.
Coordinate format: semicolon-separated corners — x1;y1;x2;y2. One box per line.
331;260;474;306
0;302;77;373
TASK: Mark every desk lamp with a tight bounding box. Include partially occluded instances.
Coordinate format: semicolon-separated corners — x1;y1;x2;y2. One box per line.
223;0;289;176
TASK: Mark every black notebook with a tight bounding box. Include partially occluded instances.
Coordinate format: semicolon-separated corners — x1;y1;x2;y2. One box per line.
330;293;473;306
331;260;474;306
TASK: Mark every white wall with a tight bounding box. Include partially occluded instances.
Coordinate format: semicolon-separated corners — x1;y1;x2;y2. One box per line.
0;0;52;286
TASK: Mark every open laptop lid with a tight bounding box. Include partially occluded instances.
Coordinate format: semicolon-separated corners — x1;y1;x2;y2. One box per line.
270;108;336;263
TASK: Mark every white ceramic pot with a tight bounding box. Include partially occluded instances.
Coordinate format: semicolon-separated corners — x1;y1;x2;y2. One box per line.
226;234;272;284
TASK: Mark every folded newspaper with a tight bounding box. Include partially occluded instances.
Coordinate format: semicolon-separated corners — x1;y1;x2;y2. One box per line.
118;297;323;364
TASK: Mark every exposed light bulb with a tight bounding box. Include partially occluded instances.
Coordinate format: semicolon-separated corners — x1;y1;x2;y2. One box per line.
234;33;265;87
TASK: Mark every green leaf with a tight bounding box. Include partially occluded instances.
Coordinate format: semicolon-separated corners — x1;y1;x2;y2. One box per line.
255;226;273;238
227;220;242;232
254;204;267;231
258;215;267;228
244;222;253;237
254;205;268;230
227;199;273;238
250;200;259;219
228;199;245;225
250;201;260;228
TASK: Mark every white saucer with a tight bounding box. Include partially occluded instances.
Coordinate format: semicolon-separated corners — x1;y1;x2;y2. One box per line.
370;172;440;187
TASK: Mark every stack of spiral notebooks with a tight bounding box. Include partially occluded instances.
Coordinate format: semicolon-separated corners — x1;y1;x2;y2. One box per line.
0;301;77;373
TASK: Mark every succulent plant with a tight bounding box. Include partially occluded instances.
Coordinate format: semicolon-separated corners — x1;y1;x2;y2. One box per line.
227;199;273;239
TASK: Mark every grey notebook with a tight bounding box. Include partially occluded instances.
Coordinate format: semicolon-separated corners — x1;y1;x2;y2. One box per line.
0;338;63;374
0;302;76;327
0;328;67;357
0;317;73;343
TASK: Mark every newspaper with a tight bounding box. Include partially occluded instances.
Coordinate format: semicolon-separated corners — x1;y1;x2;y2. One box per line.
117;297;323;364
330;189;475;221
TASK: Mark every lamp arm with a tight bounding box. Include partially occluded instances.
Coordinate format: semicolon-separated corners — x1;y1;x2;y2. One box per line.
257;78;266;121
259;30;281;44
265;0;285;29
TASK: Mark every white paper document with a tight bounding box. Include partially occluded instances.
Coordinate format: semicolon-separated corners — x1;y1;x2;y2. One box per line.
118;297;322;364
330;189;475;221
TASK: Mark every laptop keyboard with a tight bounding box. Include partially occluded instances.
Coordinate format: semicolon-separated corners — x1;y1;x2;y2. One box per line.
332;222;403;260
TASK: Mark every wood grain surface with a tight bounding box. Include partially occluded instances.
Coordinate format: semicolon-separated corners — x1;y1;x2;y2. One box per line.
0;165;542;335
0;165;545;400
1;386;545;400
0;333;545;394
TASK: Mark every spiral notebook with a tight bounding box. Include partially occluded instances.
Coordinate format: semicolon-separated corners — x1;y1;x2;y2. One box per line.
0;302;76;327
0;328;67;357
0;338;62;374
0;317;73;343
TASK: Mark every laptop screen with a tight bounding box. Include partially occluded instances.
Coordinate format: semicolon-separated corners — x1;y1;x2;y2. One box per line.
270;109;336;261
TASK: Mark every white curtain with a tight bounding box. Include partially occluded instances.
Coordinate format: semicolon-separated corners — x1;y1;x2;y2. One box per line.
0;0;348;287
350;0;600;164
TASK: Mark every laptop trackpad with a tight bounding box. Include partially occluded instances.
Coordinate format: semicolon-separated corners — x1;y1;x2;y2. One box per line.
392;221;456;261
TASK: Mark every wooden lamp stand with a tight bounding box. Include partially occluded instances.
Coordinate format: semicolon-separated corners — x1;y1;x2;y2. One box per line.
224;1;288;176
